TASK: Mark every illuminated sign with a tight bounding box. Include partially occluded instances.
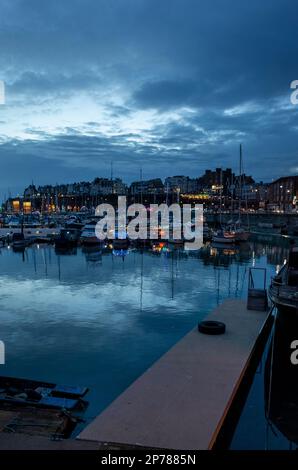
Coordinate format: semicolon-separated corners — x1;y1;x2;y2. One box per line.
180;194;210;200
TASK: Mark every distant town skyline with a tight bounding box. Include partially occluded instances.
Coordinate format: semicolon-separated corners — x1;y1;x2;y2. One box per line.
2;166;258;201
1;0;298;201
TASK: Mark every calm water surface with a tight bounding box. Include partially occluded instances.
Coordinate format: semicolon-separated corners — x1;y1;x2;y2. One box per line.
0;238;290;441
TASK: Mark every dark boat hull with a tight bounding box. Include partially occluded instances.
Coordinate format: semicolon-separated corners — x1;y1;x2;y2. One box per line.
275;302;298;316
265;313;298;444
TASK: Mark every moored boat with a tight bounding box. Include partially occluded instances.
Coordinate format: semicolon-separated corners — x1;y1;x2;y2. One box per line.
0;375;88;411
212;229;236;244
55;228;81;249
203;222;212;241
229;223;250;242
227;145;250;242
234;227;250;242
80;220;102;246
11;232;29;250
113;237;130;250
264;312;298;444
269;246;298;315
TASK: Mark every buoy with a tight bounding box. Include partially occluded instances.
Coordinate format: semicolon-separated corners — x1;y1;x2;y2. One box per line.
198;320;226;335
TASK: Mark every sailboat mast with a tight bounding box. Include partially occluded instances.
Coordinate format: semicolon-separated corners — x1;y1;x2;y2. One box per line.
231;173;234;215
219;168;223;226
239;144;242;223
111;161;114;195
140;168;143;205
166;182;169;205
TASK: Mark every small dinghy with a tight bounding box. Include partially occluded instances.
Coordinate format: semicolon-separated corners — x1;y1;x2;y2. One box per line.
0;376;88;411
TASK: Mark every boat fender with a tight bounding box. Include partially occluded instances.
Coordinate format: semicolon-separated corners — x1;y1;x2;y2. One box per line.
198;320;226;335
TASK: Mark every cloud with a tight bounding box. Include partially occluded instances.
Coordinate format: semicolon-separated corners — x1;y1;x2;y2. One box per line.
133;80;198;110
0;0;298;198
8;71;103;97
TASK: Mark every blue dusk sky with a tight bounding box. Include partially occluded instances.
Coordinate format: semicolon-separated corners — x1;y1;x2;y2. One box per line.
0;0;298;198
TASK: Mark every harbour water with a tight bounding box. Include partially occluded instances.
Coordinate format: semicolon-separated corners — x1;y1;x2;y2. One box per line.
0;237;292;444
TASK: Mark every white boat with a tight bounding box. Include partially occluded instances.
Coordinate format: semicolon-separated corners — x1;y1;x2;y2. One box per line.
0;227;60;243
80;220;102;245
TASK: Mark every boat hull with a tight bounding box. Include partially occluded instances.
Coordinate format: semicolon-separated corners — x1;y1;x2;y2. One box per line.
113;239;130;250
268;287;298;316
269;248;298;316
81;238;103;246
212;236;235;244
235;231;250;242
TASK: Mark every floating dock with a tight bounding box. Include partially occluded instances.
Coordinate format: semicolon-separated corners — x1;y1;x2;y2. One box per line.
77;299;271;450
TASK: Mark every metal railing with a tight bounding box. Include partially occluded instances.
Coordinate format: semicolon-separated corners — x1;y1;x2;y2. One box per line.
269;283;298;300
248;267;267;290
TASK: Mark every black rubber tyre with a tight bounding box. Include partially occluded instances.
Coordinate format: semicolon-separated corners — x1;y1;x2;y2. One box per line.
198;320;226;335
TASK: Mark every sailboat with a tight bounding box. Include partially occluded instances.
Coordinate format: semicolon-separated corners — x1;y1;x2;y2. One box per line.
212;169;236;244
234;223;250;242
212;229;236;244
80;220;102;246
232;144;250;242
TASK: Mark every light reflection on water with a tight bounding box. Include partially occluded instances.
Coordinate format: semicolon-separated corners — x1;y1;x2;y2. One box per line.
0;240;288;431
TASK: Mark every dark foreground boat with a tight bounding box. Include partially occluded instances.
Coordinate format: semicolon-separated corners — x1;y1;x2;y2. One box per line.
269;246;298;315
265;312;298;445
0;376;88;411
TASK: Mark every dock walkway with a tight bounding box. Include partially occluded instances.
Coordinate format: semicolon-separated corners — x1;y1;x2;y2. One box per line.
78;299;270;450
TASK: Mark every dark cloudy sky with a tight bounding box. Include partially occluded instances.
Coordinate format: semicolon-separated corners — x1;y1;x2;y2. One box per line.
0;0;298;199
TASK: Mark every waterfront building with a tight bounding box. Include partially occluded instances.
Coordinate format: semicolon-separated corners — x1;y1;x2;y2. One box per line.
130;178;164;196
234;182;269;209
90;178;127;196
23;184;38;199
3;171;297;214
164;176;200;194
198;168;234;195
268;176;298;212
